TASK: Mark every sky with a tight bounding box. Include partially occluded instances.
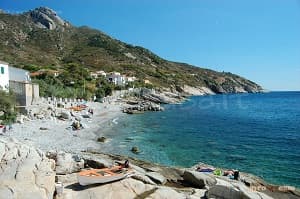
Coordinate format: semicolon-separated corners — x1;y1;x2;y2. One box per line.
1;0;300;91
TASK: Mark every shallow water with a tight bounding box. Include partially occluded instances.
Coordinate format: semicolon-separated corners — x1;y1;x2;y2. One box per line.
100;92;300;187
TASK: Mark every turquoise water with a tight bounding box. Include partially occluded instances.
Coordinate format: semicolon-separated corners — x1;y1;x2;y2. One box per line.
100;92;300;187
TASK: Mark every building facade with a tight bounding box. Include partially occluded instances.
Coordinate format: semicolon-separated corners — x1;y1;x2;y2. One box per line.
107;72;126;86
0;60;39;107
0;61;9;90
9;81;39;107
9;66;31;82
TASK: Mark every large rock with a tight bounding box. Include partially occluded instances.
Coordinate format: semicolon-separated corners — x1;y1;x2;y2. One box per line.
146;172;167;185
62;178;155;199
56;173;78;184
26;7;68;30
55;151;84;174
82;155;113;169
183;170;217;188
207;179;274;199
0;138;55;199
183;85;215;95
61;177;190;199
132;173;157;185
206;185;244;199
59;110;71;120
147;187;186;199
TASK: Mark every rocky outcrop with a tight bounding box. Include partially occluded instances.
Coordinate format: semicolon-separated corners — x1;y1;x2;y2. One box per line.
25;7;68;30
146;172;167;185
183;85;215;95
141;90;184;104
60;178;187;199
0;140;298;199
122;89;186;114
183;170;217;188
206;179;274;199
206;77;262;94
55;151;84;175
123;101;164;114
0;138;55;199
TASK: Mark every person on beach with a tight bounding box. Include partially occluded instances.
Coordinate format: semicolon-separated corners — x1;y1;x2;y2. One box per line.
223;169;239;180
196;166;215;173
2;126;6;133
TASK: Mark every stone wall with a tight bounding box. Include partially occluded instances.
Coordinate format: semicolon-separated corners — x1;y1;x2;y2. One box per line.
9;81;39;107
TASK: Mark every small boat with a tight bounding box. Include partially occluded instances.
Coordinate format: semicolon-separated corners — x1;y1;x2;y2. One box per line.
77;166;132;186
67;106;83;111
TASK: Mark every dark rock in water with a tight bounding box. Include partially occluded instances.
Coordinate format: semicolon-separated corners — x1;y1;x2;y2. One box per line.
97;137;107;143
131;146;140;154
125;137;134;141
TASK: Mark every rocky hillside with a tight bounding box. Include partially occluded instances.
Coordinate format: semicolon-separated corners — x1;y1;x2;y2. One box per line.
0;7;262;94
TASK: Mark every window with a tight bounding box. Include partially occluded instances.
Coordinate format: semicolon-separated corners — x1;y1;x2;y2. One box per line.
0;67;4;74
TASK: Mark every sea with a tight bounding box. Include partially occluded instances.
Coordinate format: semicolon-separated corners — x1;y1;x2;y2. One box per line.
100;91;300;188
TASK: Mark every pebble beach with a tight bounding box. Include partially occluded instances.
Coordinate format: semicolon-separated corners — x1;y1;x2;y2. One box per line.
2;100;124;154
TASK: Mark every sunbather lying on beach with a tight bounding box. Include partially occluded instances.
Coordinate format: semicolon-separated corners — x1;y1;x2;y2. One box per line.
196;166;216;172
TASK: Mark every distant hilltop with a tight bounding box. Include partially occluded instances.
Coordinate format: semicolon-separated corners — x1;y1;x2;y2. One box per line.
0;7;262;94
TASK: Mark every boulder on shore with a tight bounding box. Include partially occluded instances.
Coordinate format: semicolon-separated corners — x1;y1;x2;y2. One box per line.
55;151;84;174
182;170;217;188
206;183;274;199
0;138;56;199
146;171;167;185
97;136;107;143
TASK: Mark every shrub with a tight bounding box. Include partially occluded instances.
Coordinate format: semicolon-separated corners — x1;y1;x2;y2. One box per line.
0;90;17;125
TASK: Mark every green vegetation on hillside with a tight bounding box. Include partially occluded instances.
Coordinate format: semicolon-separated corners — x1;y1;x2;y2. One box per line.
0;90;17;125
0;8;262;95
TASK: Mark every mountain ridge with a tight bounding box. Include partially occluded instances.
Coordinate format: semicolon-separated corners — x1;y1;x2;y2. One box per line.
0;7;262;94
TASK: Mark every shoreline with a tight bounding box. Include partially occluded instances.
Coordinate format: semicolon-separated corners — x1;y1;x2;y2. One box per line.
1;93;299;198
3;100;124;154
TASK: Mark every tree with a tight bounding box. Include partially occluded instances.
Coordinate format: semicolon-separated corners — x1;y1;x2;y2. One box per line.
0;90;17;125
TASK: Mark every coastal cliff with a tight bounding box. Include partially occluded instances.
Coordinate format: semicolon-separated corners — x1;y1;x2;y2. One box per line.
0;7;262;94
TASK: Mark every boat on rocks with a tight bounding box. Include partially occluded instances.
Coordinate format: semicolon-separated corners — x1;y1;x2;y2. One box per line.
77;166;133;186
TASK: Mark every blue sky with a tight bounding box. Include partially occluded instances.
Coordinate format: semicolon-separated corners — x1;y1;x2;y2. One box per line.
1;0;300;91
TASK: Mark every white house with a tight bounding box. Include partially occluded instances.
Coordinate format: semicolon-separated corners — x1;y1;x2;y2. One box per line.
107;72;126;86
90;72;98;79
0;61;9;90
96;70;107;77
126;76;136;83
0;60;38;108
9;66;31;82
